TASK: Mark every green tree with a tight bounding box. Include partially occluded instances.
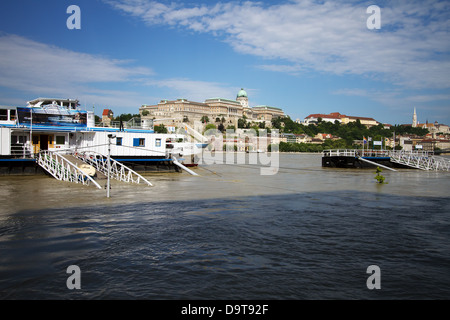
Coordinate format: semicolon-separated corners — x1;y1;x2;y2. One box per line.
154;124;168;133
201;115;210;124
238;118;247;129
375;167;386;184
204;123;217;133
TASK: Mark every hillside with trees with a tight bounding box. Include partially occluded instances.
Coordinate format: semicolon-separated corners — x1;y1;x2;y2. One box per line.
271;116;429;151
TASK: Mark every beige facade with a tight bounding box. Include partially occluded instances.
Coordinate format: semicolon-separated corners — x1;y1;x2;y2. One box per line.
251;106;285;121
339;116;379;127
139;88;284;128
304;112;379;128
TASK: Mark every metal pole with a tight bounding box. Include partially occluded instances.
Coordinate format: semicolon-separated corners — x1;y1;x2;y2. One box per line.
107;136;111;198
30;107;33;157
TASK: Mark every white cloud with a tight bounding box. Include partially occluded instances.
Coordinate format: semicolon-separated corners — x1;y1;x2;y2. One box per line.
257;64;302;76
106;0;450;89
0;33;241;110
0;34;152;97
0;33;157;109
144;78;239;102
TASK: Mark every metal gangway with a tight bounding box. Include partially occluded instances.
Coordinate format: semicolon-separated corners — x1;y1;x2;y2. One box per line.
72;151;153;186
37;150;102;189
389;150;450;171
323;149;450;172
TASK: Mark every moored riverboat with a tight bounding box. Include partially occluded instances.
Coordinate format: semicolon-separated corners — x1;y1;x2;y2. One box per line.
0;98;206;174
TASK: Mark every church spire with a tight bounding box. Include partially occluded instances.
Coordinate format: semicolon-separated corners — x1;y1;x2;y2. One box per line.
412;107;417;127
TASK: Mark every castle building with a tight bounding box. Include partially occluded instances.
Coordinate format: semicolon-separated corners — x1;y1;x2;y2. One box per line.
139;88;284;128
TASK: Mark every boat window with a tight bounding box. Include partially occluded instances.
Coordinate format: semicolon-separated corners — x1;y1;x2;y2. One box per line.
155;138;161;147
133;138;145;147
0;109;7;120
18;136;27;144
10;109;16;120
56;136;65;145
116;137;123;146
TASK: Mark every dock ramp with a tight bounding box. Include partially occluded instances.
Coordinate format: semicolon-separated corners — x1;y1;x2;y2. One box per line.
172;156;198;176
72;151;153;186
36;151;102;189
389;151;450;171
323;149;450;172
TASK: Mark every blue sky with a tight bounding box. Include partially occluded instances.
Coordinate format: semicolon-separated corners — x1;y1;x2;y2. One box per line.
0;0;449;126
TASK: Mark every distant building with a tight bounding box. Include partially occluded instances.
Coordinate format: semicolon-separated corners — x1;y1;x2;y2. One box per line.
412;107;418;127
314;133;340;141
420;139;450;152
295;134;311;144
102;109;114;127
303;112;343;125
140;88;284;129
303;112;379;128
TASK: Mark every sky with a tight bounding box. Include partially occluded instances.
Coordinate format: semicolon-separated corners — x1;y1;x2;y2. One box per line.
0;0;449;126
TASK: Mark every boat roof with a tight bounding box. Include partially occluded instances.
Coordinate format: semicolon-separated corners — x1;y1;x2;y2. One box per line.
27;98;79;105
6;125;155;133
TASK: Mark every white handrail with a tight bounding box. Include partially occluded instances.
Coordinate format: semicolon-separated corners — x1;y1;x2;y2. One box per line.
36;151;102;188
323;149;449;171
73;151;153;186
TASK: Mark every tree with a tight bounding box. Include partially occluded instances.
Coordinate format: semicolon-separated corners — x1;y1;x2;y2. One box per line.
238;118;247;129
154;124;168;133
204;123;217;133
201;115;210;124
114;113;140;122
375;167;386;184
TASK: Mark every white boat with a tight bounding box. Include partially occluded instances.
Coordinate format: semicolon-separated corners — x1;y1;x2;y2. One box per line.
0;98;207;174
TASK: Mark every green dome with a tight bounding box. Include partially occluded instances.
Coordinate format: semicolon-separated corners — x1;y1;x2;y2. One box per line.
237;88;247;98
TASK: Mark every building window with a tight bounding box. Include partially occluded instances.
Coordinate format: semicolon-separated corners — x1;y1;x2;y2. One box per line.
56;136;65;145
116;137;122;146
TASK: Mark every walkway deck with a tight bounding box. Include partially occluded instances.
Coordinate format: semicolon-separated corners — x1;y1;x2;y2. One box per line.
36;150;153;188
322;149;450;171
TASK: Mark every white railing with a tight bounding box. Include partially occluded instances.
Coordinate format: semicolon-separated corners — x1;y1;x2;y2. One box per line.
36;151;102;188
10;144;32;158
390;151;450;171
322;149;357;157
323;149;449;171
72;151;153;186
